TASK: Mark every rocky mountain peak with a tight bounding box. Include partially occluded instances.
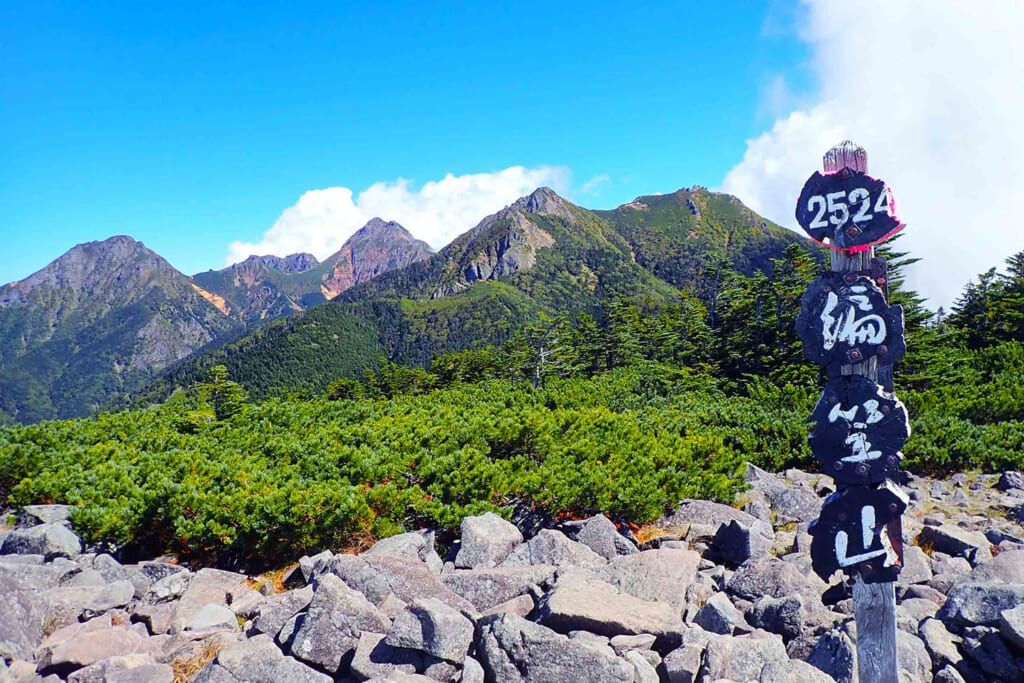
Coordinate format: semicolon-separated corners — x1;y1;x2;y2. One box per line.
510;187;576;225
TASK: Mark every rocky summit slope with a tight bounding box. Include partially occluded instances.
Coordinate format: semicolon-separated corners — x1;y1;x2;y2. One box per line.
2;465;1023;682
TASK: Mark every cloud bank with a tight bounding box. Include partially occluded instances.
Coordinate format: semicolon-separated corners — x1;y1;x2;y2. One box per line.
226;166;570;266
723;1;1024;309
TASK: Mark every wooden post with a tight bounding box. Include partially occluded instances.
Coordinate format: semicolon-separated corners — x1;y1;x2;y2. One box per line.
823;141;900;683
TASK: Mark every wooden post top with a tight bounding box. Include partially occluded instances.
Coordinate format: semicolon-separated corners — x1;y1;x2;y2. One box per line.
824;140;868;174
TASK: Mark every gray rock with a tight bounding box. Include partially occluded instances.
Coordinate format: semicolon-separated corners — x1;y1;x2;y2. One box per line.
758;658;836;682
366;531;443;573
898;546;933;585
47;580;135;626
328;553;474;612
807;629;856;683
562;514;635;560
727;556;827;605
920;617;962;668
298;550;334;583
967;548;1024;583
186;603;239;632
700;632;788;682
609;633;656;655
127;561;187;599
659;499;765;531
961;625;1020;681
997;471;1024;492
440;565;555;611
538;568;683;642
902;583;947;604
898;597;939;632
254;585;314;637
20;505;74;526
289;573;391;674
662;643;705;683
694;592;749;635
596;548;700;611
65;654;165;683
999;603;1024;650
144;570;191;603
0;523;81;559
455;512;523;569
934;665;967;683
212;633;331;683
568;631;615;658
172;568;249;623
131;602;177;635
918;525;993;564
937;582;1024;625
625;649;658;682
37;626;148;678
747;594;806;641
477;614;634;682
271;655;334;683
896;630;932;683
229;589;264;619
480;594;535;619
714;520;772;566
385;598;474;663
501;530;606;570
351;631;423;680
0;574;48;661
440;655;478;683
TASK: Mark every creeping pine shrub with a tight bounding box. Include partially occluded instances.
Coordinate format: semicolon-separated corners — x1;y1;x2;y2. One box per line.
1;360;1021;568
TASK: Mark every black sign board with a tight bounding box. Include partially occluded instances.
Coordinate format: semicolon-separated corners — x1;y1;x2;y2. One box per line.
795;170;903;250
809;375;910;486
797;273;906;373
809;481;908;584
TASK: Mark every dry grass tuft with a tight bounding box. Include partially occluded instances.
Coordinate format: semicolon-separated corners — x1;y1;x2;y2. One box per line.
254;563;300;594
634;524;689;545
172;640;225;683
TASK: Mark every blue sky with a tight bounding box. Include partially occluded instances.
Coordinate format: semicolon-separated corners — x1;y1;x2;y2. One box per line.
0;1;811;282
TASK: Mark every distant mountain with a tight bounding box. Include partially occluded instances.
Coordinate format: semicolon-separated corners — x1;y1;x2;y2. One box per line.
192;219;433;324
0;236;242;422
136;187;805;403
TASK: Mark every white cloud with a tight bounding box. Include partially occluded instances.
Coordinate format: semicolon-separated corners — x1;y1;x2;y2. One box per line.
226;165;570;265
581;174;612;196
722;0;1024;309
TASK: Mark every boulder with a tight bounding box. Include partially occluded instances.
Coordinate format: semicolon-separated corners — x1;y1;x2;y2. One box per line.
229;589;264;619
0;524;81;559
758;658;836;683
298;550;334;583
747;594;807;641
694;592;749;635
289;573;391;674
659;499;765;531
351;631;423;680
480;594;535;619
440;565;555;611
47;580;135;626
143;571;191;604
596;548;700;611
714;520;772;566
562;515;635;560
896;630;932;683
961;625;1020;681
662;643;705;683
254;585;314;637
131;602;177;635
807;629;857;683
185;604;239;632
999;603;1024;650
172;568;249;623
0;574;47;661
66;654;171;683
477;614;634;682
918;525;993;564
501;530;607;570
997;471;1024;492
20;505;74;526
608;633;656;655
208;633;331;683
967;548;1024;583
626;649;658;682
539;568;683;642
385;598;474;663
37;626;148;678
727;556;827;605
937;582;1024;626
454;512;523;569
934;664;968;683
328;553;474;612
919;618;962;669
898;546;933;585
699;632;789;682
365;530;443;574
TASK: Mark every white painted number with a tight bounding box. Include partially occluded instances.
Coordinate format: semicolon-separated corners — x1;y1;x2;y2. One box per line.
805;186;893;229
808;196;828;229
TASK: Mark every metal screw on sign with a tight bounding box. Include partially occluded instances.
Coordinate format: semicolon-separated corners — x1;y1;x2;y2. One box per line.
799;141;907;683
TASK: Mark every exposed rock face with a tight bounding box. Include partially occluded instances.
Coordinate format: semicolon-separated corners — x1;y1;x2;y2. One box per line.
0;235;242;422
319;218;434;300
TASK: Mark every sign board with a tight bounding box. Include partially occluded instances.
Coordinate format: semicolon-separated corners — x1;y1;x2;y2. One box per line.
809;375;910;486
797;273;906;373
809;481;908;583
795;169;903;250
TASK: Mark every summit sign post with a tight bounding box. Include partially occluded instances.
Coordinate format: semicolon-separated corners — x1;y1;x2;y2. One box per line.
800;141;908;683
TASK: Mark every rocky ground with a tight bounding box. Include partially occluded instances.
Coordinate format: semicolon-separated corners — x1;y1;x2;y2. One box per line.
2;465;1024;683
